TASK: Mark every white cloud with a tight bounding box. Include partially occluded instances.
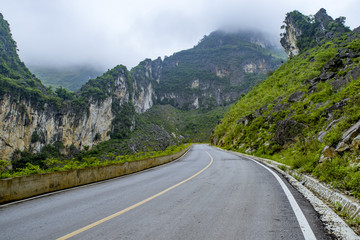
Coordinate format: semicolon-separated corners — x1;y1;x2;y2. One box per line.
0;0;359;70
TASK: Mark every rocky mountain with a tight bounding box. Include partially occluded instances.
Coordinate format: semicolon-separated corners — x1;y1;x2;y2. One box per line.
0;13;285;161
132;30;286;110
212;9;360;198
281;8;351;57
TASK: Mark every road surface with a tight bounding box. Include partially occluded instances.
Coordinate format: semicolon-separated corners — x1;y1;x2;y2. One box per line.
0;144;331;239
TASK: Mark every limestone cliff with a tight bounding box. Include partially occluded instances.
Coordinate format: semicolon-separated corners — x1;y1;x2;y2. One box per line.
131;58;160;113
0;94;113;159
280;13;303;57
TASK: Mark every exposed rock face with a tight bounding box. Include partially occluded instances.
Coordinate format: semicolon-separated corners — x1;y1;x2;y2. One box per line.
335;121;360;152
133;81;155;114
314;8;333;32
274;119;305;145
280;14;302;57
319;121;360;161
131;58;161;113
0;95;114;160
236;114;254;126
288;91;305;102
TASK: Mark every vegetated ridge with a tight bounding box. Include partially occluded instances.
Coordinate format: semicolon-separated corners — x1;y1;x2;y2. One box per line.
0;11;285;170
212;9;360;203
281;8;351;57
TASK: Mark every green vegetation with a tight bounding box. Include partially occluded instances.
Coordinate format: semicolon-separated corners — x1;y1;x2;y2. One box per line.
212;31;360;198
136;104;230;143
0;144;190;179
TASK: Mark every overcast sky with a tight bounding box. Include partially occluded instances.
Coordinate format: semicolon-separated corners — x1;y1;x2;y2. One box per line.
0;0;359;71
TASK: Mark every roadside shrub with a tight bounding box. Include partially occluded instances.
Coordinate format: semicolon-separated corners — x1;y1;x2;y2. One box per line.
345;171;360;198
1;144;191;178
312;157;348;187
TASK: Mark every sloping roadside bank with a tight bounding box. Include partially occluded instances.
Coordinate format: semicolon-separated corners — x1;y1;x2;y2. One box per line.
217;147;360;239
0;146;191;205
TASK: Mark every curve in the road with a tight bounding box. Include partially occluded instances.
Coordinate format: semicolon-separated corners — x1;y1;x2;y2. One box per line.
57;151;214;240
0;144;332;240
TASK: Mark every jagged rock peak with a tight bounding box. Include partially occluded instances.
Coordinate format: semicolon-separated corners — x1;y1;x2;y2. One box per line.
280;8;351;57
315;8;333;31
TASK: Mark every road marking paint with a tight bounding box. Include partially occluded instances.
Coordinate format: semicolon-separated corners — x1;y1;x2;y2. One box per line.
248;158;317;240
57;151;214;240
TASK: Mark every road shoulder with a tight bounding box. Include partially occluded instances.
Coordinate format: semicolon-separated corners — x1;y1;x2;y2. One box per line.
215;146;360;240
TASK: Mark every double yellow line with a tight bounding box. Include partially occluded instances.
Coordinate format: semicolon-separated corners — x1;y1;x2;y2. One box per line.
57;151;214;240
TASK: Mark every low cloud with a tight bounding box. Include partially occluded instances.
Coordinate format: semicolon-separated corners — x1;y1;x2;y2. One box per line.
0;0;359;70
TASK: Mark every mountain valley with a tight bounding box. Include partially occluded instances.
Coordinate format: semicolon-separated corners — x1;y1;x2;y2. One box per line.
0;12;285;169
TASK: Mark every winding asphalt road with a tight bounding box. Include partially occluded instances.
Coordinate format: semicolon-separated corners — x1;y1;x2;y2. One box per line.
0;144;332;239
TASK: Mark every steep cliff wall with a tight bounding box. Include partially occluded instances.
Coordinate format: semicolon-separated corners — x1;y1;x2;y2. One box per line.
280;14;302;57
0;95;113;160
131;58;160;113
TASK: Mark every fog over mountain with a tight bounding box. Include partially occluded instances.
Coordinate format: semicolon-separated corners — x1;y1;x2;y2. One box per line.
0;0;359;70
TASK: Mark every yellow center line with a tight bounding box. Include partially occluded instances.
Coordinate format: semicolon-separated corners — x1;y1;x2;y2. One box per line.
57;151;214;240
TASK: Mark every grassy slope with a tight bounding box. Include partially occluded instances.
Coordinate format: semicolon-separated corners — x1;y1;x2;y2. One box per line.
212;32;360;197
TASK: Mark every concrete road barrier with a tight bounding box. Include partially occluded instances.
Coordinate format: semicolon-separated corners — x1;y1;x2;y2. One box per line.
0;147;190;204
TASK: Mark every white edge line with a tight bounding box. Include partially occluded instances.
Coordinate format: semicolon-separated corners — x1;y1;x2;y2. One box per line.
246;156;317;240
212;146;360;239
